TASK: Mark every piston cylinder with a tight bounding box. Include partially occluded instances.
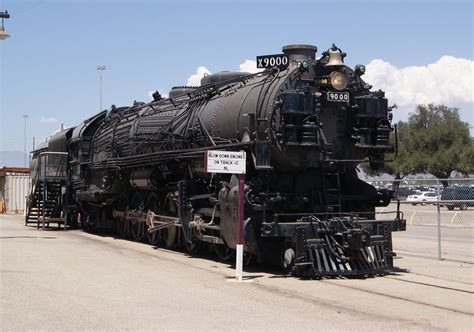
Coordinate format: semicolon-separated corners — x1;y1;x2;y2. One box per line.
129;169;159;190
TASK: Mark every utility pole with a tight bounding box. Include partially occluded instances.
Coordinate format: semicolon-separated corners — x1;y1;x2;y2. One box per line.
22;114;28;167
97;65;106;111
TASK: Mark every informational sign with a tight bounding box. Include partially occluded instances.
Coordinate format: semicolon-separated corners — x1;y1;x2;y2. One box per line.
205;150;246;175
256;54;289;69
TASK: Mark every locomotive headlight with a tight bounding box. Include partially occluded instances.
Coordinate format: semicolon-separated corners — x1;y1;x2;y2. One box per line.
330;71;348;90
355;64;366;76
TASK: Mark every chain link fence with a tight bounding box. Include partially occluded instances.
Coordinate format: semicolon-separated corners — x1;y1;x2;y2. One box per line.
370;178;474;263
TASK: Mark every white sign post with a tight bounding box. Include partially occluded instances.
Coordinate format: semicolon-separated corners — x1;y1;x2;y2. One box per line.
205;150;246;281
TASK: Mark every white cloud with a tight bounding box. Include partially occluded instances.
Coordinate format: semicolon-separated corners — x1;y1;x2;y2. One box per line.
185;60;263;87
186;66;211;86
239;59;262;74
39;116;58;123
364;56;474;118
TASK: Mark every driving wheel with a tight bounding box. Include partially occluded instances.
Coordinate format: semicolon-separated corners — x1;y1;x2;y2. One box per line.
145;192;161;245
213;242;233;262
114;195;130;238
130;192;146;241
160;192;178;249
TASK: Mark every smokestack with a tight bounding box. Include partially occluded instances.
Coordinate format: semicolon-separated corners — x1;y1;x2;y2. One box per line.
282;44;317;63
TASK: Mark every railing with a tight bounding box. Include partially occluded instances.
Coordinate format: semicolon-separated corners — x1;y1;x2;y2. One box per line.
369;178;474;263
25;160;40;221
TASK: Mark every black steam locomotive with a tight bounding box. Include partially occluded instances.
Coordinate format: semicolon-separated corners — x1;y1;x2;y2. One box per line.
27;44;406;277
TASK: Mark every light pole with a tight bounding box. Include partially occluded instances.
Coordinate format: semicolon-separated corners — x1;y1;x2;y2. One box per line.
97;65;106;111
0;10;10;40
22;114;28;167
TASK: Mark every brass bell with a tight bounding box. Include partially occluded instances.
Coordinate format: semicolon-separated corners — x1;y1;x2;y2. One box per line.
0;27;10;40
325;48;344;67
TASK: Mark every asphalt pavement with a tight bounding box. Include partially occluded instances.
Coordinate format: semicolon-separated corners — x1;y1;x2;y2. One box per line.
1;214;473;331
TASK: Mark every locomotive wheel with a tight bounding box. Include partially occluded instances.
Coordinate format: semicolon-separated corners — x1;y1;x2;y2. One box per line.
184;239;202;255
81;211;92;232
213;243;233;262
161;227;178;248
114;195;130;238
145;193;161;245
117;219;130;238
130;192;146;241
160;192;178;249
243;252;253;266
131;221;145;242
146;229;160;245
81;207;98;232
281;240;296;274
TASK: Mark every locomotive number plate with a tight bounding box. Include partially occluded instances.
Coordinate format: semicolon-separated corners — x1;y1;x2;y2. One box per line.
327;91;349;102
256;54;289;69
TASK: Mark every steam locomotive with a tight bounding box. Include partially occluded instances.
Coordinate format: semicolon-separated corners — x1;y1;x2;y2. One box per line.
27;43;406;277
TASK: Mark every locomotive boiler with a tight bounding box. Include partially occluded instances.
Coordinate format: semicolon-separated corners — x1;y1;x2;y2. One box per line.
27;43;406;277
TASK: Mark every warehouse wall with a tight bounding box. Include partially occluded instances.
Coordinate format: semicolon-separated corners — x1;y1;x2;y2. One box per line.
3;175;30;213
0;177;5;213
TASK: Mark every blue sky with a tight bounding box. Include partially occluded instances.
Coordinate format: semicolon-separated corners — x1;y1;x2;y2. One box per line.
1;0;473;154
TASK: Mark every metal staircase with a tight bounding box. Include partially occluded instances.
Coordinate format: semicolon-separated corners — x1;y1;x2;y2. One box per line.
25;180;63;228
25;152;67;229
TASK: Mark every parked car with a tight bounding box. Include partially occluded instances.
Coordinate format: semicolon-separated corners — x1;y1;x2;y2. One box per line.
406;191;439;205
394;187;418;200
440;186;474;210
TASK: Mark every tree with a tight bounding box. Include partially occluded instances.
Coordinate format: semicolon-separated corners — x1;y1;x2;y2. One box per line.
407;104;473;186
361;104;474;187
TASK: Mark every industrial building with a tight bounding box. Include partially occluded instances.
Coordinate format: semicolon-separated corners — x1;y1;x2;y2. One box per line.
0;167;30;214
